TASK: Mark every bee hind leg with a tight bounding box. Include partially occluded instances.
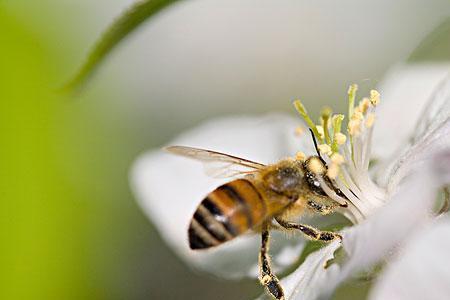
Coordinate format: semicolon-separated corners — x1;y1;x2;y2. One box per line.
259;223;285;300
275;217;342;243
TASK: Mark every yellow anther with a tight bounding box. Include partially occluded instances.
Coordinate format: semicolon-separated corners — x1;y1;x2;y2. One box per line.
358;98;370;114
331;114;344;126
348;119;361;136
348;84;358;118
352;111;364;121
334;132;347;145
327;163;340;179
308;157;326;175
293;99;323;142
366;113;376;128
331;153;345;165
295;126;305;136
321;107;333;145
354;106;363;115
318;144;332;156
321;106;333;119
331;114;345;153
316;125;325;140
347;83;358;95
296;151;306;161
370;90;380;106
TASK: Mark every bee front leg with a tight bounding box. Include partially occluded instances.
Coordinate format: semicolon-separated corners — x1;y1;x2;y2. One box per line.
306;199;336;215
275;217;342;243
259;222;285;300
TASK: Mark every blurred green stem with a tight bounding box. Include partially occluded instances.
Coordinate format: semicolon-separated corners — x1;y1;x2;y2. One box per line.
65;0;182;92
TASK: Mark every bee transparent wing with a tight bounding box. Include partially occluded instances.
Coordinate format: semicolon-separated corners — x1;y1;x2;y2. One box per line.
164;145;266;178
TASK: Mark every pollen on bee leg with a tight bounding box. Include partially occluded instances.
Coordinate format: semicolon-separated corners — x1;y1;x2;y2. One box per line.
318;144;332;156
295;151;306;161
261;274;272;284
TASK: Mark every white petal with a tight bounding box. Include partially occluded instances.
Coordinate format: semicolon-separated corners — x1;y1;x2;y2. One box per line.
388;105;450;191
372;66;450;189
413;75;450;142
372;63;450;163
370;218;450;300
130;113;314;278
265;151;448;300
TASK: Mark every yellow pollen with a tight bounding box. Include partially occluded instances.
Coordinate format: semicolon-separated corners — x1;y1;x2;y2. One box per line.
296;151;306;161
348;119;361;136
261;275;271;284
327;163;340;179
316;125;325;140
334;132;347;145
308;157;325;175
370;90;380;106
331;114;344;125
366;113;376;128
352;111;364;121
331;153;345;165
318;144;332;156
347;83;358;94
359;98;370;114
295;126;305;136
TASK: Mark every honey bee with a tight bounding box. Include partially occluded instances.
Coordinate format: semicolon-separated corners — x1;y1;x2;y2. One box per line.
165;132;348;300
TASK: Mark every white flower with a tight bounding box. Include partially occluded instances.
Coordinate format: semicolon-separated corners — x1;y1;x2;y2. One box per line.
130;63;450;299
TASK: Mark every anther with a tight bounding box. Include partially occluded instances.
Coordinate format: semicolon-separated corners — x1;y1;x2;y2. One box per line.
316;125;325;140
370;90;380;106
331;153;345;165
318;144;332;156
348;119;361;136
295;126;304;136
334;133;347;145
327;163;340;179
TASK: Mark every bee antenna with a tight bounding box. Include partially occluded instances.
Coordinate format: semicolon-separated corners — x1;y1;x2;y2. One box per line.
309;128;326;164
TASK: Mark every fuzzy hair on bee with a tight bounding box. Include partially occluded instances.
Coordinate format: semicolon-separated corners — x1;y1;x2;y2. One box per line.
165;132;348;300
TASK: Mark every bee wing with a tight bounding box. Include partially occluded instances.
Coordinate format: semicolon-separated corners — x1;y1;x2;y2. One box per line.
164;145;266;178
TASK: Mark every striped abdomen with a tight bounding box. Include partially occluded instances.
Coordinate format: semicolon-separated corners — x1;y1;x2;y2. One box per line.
188;178;268;250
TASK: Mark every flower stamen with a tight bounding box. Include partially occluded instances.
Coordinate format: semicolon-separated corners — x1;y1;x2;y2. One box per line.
293;85;387;224
294;100;323;143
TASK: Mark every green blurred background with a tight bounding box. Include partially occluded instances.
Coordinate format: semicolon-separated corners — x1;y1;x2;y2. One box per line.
1;1;449;299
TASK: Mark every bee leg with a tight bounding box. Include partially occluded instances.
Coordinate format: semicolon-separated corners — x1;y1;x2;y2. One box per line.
259;223;285;300
306;199;336;215
275;217;342;243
